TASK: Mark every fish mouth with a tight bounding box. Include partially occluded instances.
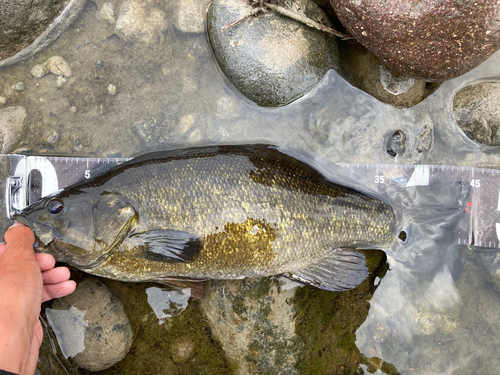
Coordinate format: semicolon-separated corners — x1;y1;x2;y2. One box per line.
12;213;31;228
12;213;54;247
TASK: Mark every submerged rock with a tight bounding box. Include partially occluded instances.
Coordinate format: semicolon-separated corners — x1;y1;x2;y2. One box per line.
0;106;26;153
31;64;49;79
0;0;87;68
47;278;133;372
175;0;212;34
31;56;72;79
200;277;302;375
453;81;500;146
115;0;166;44
341;43;427;108
96;2;116;25
330;0;500;81
11;82;26;92
46;56;72;77
208;0;339;107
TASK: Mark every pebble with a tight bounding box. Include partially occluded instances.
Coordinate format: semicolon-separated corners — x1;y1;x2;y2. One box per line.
69;106;77;113
56;76;67;88
73;138;83;152
134;114;172;147
46;131;60;145
46;56;72;77
379;66;415;96
47;278;134;372
31;64;49;79
107;84;117;95
115;0;166;44
11;82;25;92
0;96;6;106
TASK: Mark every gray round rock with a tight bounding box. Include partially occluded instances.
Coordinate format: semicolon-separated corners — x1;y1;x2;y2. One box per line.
47;278;133;372
330;0;500;81
453;82;500;146
208;0;340;107
0;0;88;68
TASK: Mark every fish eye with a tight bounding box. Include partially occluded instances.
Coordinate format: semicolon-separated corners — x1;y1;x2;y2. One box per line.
47;200;64;215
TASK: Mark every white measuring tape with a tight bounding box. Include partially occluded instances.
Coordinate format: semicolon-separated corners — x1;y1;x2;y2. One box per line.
5;155;499;249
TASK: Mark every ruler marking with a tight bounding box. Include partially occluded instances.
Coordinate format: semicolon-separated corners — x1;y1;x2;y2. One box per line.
17;159;500;249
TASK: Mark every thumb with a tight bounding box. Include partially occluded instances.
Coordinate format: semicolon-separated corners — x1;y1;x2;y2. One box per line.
3;223;36;259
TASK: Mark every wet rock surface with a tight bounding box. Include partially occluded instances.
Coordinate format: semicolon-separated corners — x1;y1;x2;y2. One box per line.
200;277;302;374
330;0;500;81
115;0;167;44
79;280;233;375
174;0;212;34
199;251;388;375
339;43;428;108
0;106;26;153
453;82;500;146
208;0;339;107
0;0;87;67
0;0;500;373
46;278;133;371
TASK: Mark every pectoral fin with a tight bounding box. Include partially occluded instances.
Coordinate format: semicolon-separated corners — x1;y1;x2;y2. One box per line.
132;230;202;263
284;249;368;291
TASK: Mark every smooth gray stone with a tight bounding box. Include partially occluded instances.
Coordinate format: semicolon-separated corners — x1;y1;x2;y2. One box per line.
207;0;340;107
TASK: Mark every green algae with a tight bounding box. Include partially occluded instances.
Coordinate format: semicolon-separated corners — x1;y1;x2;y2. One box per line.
78;278;234;375
292;250;388;375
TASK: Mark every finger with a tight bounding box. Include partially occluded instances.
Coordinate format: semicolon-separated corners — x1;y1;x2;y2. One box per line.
35;253;56;272
4;223;35;247
22;319;42;375
0;243;5;257
3;223;35;262
42;280;76;302
41;267;71;285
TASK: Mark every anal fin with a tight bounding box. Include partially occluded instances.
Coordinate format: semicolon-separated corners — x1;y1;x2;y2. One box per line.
155;278;207;300
284;249;368;292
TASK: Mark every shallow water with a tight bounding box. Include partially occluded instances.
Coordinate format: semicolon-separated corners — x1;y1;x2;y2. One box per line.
1;0;500;373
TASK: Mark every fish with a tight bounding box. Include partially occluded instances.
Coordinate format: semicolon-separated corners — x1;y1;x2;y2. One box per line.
14;145;397;298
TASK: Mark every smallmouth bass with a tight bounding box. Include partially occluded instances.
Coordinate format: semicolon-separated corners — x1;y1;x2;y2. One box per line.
14;145;397;298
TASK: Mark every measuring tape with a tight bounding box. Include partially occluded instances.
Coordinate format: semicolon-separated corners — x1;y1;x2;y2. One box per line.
4;155;498;249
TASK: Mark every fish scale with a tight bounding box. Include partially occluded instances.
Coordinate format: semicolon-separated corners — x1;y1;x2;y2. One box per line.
11;146;395;295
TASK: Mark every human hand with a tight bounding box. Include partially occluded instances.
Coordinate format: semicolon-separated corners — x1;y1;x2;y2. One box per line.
0;223;76;375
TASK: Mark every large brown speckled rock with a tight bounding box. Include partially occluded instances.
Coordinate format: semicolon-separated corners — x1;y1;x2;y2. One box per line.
330;0;500;81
